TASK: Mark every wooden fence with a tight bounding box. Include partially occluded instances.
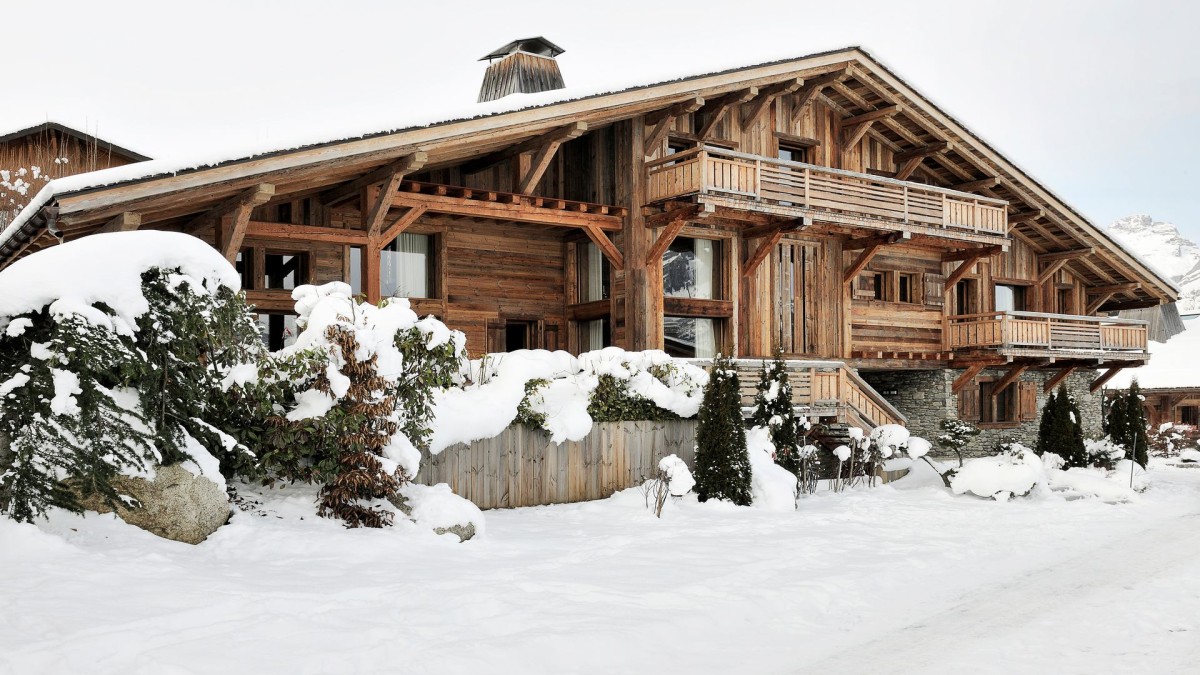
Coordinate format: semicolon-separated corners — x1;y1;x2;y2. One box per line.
415;420;697;509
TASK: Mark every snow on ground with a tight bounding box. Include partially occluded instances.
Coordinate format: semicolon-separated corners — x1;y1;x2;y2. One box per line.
2;462;1199;675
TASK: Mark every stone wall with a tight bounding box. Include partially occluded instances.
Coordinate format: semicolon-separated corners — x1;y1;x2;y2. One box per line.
860;367;1101;458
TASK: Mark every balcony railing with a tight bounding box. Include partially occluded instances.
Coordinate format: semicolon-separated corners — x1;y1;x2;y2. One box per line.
947;311;1148;357
646;145;1009;237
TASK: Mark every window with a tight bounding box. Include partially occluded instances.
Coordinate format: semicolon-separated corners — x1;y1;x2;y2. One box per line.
994;284;1027;312
897;273;917;304
955;279;976;316
349;246;364;296
777;142;808;164
264;252;307;290
1179;405;1198;426
380;232;434;298
1057;288;1072;315
579;318;611;352
234;249;254;290
257;313;299;351
577;241;609;302
663;236;726;358
980;381;1016;424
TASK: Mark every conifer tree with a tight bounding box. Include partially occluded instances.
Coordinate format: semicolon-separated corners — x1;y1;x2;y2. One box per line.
1104;388;1131;451
1126;381;1150;467
1037;386;1087;467
1062;387;1088;468
694;354;752;505
751;351;799;473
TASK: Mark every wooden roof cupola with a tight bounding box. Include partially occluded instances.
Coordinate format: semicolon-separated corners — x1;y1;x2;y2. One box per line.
478;37;566;102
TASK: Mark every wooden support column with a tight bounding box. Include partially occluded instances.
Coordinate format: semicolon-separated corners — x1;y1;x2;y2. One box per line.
583;224;624;270
621;116;658;350
645;205;705;266
98;211;141;233
1091;366;1126;393
1044;366;1077;393
952;363;991;394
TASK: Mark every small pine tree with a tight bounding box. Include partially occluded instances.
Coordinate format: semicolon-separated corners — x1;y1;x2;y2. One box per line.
937;418;980;468
1103;382;1150;468
751;351;799;473
694;354;752;505
1037;385;1087;468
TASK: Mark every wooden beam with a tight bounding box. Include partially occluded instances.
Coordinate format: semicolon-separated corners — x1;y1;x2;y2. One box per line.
319;152;427;206
645;216;690;267
582;224;623;270
462;122;587;175
741;77;804;128
953;176;1002;192
790;70;848;124
645;97;704;155
893;141;952;163
375;205;428;247
1091;366;1126;393
844;231;905;251
1039;247;1095;263
392;191;622;231
1044;366;1077;393
741;216;810;239
189;183;275;234
945;247;994;290
840;104;902;128
992;363;1030;394
1008;208;1045;224
645;202;712;229
697;87;757;140
942;245;1003;262
1087;283;1140;295
364;168;410;239
743;230;785;279
245;221;370;245
97;211;141;233
1037;259;1070;284
1085;291;1117;315
844;243;885;283
841;120;876;150
952;363;991;394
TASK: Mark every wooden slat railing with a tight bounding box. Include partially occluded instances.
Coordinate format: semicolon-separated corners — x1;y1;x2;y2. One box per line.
647;145;1009;235
946;311;1149;354
688;358;905;429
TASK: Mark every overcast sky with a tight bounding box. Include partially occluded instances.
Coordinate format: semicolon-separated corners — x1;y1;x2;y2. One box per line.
4;0;1197;236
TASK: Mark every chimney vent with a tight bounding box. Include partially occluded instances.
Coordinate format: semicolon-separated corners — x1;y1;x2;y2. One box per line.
478;37;566;103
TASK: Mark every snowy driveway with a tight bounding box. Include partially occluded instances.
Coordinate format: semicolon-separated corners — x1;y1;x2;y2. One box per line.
2;464;1198;674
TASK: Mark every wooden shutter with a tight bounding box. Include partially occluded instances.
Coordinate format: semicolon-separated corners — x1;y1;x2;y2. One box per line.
1019;381;1038;421
542;323;560;351
958;383;980;421
485;319;506;354
854;272;876;300
924;273;945;307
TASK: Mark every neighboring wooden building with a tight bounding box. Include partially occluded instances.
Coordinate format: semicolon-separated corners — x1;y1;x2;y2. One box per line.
1137;388;1200;428
0;122;150;226
0;44;1177;450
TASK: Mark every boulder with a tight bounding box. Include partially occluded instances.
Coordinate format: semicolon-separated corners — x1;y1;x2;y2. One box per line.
389;483;483;542
78;464;230;544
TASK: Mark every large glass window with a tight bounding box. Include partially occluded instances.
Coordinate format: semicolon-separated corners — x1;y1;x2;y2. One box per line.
349;246;363;296
663;236;722;358
381;233;433;299
664;237;717;299
257;313;299;352
994;284;1027;312
577;241;609;303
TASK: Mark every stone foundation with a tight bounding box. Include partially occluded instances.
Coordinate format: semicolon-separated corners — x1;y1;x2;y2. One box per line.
860;367;1101;458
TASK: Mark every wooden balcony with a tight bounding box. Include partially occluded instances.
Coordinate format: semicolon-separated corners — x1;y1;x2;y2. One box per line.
947;311;1149;363
646;145;1009;246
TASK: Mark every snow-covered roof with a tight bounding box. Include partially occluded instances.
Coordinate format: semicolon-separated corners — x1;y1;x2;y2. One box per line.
0;121;151;162
0;45;1179;303
1109;315;1200;390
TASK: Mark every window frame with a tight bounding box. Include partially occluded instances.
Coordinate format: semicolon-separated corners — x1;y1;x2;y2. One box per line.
661;233;732;358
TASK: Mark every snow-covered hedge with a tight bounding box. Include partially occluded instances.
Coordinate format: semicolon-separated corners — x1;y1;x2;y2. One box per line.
429;347;707;452
0;232;261;522
950;442;1146;502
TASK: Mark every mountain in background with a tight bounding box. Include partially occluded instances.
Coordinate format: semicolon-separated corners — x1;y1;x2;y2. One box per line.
1106;214;1200;313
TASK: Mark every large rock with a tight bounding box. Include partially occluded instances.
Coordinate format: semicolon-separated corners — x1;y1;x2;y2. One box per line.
78;464;230;544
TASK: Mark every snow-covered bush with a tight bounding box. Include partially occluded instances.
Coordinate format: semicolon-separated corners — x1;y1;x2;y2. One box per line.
1147;422;1197;458
430;348;707;451
658;454;695;497
1084;437;1125;468
950;442;1047;501
0;232;259;522
745;426;797;510
694;354;751;505
254;283;463;528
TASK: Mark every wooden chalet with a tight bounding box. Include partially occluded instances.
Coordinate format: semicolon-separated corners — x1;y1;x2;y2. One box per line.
0;43;1177;444
1137;388;1200;429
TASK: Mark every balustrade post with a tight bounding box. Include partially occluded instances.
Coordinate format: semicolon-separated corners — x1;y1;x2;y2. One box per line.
941;193;949;228
803;167;810;207
699;149;708;196
754;158;762;200
903;184;909;223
